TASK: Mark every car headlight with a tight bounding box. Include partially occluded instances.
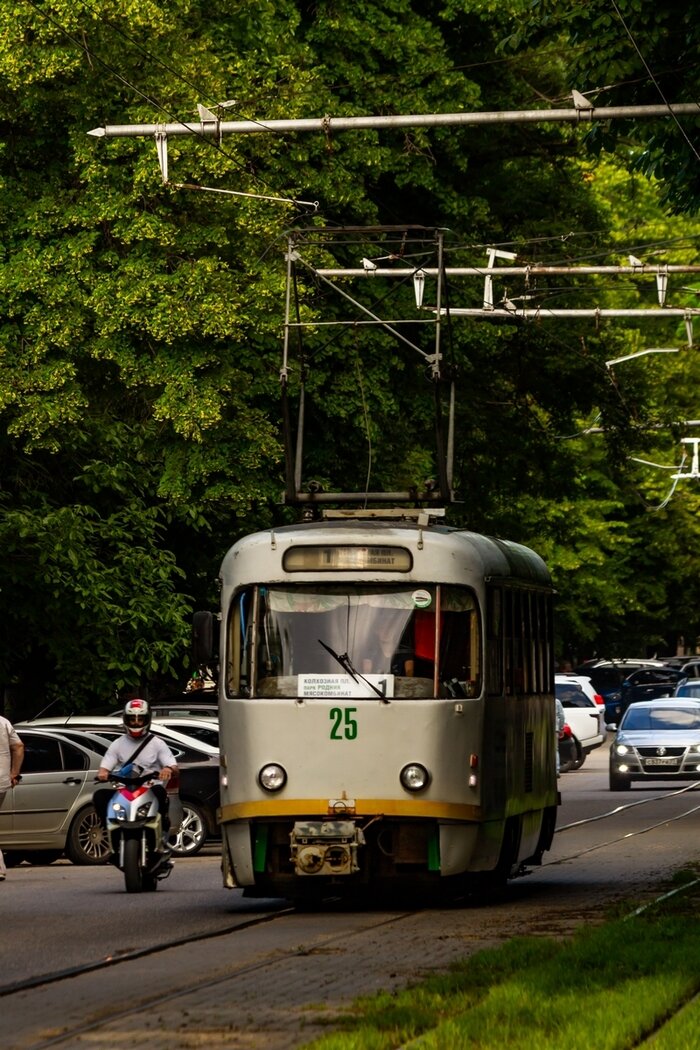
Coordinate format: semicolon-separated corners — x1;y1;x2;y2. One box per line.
615;744;629;755
259;763;287;792
400;763;431;792
688;744;700;754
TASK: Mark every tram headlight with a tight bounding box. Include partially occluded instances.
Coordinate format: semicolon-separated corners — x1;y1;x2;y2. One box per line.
400;763;431;792
258;763;287;792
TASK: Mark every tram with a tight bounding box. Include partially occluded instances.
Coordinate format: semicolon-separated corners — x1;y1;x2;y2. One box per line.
200;507;558;900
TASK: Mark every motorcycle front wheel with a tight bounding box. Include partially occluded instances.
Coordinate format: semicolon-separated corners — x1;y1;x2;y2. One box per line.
123;837;158;893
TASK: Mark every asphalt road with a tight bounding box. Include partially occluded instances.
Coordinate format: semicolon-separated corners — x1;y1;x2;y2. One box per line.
3;737;700;1049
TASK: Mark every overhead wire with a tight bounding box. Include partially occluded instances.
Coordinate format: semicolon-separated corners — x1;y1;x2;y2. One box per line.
610;0;700;164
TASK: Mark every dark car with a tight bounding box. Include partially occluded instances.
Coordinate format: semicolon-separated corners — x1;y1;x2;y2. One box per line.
575;660;672;724
174;763;220;856
608;667;686;725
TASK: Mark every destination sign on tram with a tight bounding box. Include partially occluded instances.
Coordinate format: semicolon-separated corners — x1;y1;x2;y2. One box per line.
299;673;395;698
283;545;412;571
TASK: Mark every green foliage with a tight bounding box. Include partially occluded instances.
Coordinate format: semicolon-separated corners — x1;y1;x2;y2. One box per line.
521;0;700;213
1;0;700;706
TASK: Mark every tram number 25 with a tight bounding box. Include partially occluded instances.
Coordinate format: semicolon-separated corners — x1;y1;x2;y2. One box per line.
330;707;358;740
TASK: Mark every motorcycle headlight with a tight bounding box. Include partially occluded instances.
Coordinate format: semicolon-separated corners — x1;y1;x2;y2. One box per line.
136;802;152;819
400;763;431;792
259;763;287;792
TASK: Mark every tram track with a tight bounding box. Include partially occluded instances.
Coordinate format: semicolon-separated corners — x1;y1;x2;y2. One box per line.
5;909;423;1050
547;780;700;865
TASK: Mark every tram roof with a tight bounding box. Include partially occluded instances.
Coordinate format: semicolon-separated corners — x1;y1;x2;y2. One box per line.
220;519;552;588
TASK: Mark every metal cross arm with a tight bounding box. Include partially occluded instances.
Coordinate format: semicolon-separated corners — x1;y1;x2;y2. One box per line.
87;102;700;140
439;307;700;319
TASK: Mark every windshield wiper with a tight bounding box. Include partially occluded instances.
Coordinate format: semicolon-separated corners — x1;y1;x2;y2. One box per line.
317;639;389;701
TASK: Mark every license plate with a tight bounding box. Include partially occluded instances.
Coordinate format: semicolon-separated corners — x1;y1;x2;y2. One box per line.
645;757;678;767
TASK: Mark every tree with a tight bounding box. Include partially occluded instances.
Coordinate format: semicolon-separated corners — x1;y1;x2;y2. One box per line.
1;0;698;709
519;0;700;213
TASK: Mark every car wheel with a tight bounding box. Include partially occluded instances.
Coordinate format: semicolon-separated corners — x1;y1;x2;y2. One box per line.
609;771;631;791
170;801;207;857
572;743;586;770
66;804;112;865
559;753;575;774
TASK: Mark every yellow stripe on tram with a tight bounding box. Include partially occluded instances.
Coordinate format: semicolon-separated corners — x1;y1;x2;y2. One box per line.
219;799;483;822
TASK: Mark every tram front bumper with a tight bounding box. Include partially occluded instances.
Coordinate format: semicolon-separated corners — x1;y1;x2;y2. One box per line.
290;819;365;876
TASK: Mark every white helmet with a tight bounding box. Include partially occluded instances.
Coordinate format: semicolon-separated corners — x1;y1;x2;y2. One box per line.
123;698;151;738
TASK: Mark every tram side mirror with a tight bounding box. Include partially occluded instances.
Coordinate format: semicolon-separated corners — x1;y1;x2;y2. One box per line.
192;610;214;665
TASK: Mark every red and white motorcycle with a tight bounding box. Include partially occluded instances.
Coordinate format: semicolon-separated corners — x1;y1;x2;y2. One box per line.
104;770;175;892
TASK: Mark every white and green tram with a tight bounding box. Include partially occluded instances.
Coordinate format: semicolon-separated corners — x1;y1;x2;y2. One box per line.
208;510;558;900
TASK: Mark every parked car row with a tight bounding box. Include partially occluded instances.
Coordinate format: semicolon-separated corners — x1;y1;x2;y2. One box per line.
0;709;221;867
575;658;699;726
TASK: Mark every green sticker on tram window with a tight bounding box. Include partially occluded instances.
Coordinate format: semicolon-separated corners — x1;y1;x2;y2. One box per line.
412;588;432;608
330;707;358;740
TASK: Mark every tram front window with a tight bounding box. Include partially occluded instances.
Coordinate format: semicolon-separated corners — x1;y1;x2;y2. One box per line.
228;585;481;700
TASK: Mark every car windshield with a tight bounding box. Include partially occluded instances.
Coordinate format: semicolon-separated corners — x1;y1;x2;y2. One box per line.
621;707;700;730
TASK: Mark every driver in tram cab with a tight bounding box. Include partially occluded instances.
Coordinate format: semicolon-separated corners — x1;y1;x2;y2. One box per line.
93;699;179;849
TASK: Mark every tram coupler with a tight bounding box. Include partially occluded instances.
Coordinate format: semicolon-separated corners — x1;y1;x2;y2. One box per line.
290;820;365;876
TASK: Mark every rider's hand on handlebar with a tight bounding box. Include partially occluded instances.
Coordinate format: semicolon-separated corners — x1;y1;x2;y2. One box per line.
158;767;172;783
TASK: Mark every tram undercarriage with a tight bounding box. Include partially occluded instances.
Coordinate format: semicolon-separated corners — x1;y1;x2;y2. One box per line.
222;806;557;900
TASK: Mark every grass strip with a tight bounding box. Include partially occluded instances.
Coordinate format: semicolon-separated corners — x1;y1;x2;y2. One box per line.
301;871;700;1049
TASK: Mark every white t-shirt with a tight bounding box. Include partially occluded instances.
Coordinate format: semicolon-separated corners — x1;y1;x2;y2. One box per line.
101;733;178;776
0;716;22;791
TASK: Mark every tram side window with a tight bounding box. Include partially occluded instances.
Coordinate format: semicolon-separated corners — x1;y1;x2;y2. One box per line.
486;586;503;695
504;589;523;695
491;586;552;697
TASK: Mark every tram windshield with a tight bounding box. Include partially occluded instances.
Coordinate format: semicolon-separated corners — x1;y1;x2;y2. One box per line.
227;584;481;699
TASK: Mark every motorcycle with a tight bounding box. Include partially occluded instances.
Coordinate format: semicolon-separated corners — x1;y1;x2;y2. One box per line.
103;769;175;893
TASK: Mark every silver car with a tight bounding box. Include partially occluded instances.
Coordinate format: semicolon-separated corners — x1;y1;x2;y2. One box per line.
0;727;111;865
609;699;700;791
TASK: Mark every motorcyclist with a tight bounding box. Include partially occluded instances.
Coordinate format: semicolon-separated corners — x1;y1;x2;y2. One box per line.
93;698;179;848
